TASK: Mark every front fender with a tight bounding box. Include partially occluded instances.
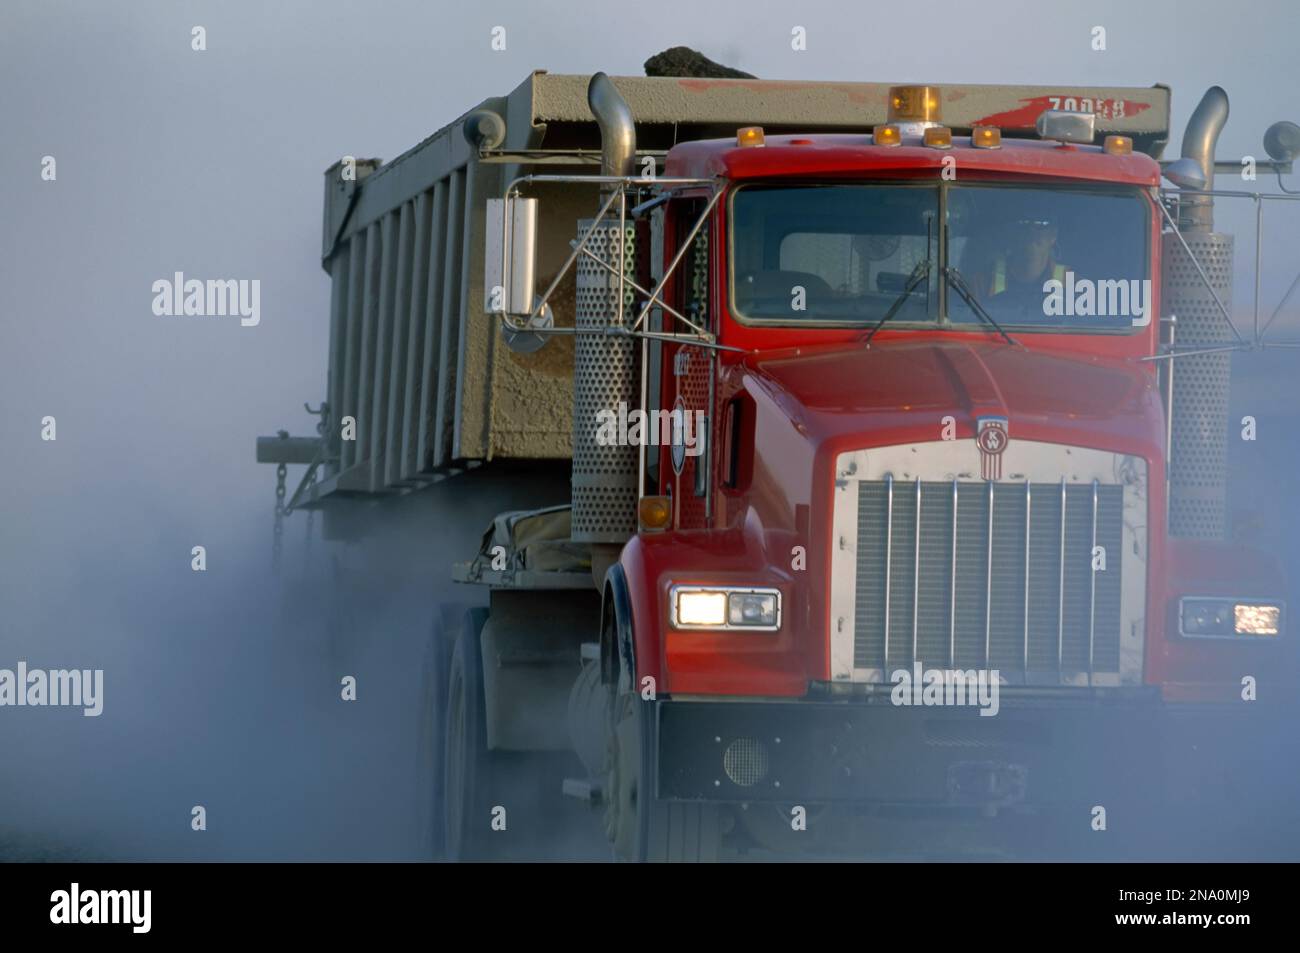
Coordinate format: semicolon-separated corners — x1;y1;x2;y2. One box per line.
615;519;809;698
1156;538;1291;700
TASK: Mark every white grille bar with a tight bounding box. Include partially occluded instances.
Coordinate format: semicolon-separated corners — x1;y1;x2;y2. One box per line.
1023;480;1031;672
912;478;921;666
884;474;893;664
949;478;958;667
984;480;994;669
1089;478;1100;686
1057;478;1067;672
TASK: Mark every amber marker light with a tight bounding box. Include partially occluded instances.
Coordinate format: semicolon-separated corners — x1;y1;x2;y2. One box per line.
873;124;902;146
638;495;672;531
887;85;943;123
1104;134;1134;155
923;126;952;149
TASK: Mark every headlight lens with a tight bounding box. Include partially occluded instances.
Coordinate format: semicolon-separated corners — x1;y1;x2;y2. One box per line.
729;592;778;627
675;590;728;627
1180;598;1283;638
671;586;781;631
1235;604;1282;636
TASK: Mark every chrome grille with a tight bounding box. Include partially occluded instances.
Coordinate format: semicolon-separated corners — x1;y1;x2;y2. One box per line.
852;479;1124;683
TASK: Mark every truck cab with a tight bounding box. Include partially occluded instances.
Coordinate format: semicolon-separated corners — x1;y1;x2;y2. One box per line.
579;83;1287;859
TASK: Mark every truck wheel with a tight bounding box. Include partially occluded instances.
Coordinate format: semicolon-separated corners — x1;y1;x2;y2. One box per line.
417;604;462;859
607;688;722;862
443;607;495;860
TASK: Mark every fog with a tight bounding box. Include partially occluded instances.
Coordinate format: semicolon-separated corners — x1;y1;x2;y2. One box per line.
1;0;1298;861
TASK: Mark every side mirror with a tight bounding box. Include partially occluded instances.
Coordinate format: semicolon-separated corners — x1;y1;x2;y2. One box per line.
484;196;539;317
1163;157;1208;191
485;196;552;352
1264;120;1300;162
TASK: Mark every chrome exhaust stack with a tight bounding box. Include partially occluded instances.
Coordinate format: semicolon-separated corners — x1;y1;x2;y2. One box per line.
572;74;642;548
1176;86;1229;231
1164;87;1235;539
588;72;637;183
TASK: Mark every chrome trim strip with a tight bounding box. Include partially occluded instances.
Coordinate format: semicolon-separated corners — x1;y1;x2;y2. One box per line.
912;478;921;666
884;474;894;666
668;584;782;631
1177;595;1287;639
950;478;958;667
1023;479;1031;672
984;480;994;669
1089;479;1099;685
828;459;861;681
1058;478;1067;672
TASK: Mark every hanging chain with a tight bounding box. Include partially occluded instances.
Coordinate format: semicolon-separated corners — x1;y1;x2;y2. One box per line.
303;404;328;569
272;424;290;571
271;404;329;572
304;469;316;563
273;461;287;571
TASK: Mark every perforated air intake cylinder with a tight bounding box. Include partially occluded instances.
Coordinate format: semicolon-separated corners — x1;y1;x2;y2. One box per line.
1163;231;1234;539
571;219;643;542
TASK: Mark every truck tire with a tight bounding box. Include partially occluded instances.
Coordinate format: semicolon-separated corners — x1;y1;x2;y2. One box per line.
443;607;496;860
608;689;721;862
606;678;721;861
445;605;603;861
417;603;463;859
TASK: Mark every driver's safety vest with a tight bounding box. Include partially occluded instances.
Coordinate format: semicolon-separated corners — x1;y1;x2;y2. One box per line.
990;256;1067;295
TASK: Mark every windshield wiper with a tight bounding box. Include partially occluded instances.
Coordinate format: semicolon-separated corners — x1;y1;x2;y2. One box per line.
861;258;931;346
943;265;1018;346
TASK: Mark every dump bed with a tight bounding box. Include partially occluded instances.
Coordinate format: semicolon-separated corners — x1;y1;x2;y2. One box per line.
312;72;1170;498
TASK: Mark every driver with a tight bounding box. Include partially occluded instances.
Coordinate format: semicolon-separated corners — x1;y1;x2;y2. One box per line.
987;217;1068;303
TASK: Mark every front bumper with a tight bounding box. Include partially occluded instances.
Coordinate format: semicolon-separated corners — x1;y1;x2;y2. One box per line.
655;691;1269;808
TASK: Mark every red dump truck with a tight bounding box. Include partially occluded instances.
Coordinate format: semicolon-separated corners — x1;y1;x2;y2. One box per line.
258;71;1298;860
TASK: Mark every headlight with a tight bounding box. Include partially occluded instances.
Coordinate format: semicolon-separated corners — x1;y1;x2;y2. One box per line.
670;586;781;631
1180;598;1284;638
675;590;728;627
1235;604;1282;635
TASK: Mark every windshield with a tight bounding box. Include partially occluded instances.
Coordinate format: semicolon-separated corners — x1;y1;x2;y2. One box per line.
729;182;1151;332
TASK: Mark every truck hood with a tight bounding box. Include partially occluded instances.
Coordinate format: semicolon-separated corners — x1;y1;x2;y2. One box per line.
744;338;1165;457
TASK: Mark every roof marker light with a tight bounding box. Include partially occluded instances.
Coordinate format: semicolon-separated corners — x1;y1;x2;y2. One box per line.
873;124;902;147
1104;134;1133;155
737;126;765;148
923;126;952;149
971;126;1002;149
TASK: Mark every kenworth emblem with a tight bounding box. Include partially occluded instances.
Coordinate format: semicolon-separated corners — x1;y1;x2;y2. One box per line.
976;416;1009;480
